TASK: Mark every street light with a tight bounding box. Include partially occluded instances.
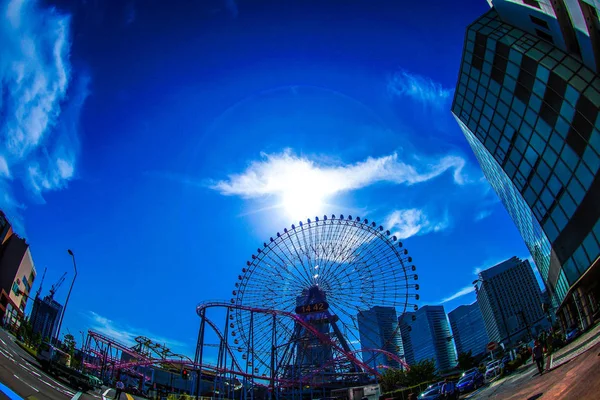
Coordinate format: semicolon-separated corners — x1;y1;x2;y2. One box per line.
55;249;78;344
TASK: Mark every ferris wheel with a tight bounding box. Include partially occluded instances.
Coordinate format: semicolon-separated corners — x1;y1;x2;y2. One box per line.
230;214;419;381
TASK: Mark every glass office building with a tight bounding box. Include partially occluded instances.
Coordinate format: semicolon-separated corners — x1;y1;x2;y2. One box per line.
357;306;403;370
452;8;600;331
398;312;416;366
448;302;490;357
406;306;457;372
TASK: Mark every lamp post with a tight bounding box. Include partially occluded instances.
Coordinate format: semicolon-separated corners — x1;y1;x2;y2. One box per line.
55;249;78;344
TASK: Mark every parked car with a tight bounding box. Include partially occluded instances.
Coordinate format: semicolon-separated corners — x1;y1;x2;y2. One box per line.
418;386;441;400
565;326;581;343
461;367;479;378
457;371;485;393
485;360;503;380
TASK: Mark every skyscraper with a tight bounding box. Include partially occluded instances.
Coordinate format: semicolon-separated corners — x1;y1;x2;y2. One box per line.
398;312;416;366
30;296;63;341
452;1;600;332
406;306;457;372
448;302;490;357
357;306;403;370
475;257;548;345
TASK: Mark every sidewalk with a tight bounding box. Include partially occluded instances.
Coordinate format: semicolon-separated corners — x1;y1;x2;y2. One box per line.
549;322;600;370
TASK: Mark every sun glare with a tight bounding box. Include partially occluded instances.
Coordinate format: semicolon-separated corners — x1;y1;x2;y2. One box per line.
281;188;326;221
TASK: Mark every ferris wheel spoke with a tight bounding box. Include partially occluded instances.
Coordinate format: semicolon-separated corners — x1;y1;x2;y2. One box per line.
231;215;418;380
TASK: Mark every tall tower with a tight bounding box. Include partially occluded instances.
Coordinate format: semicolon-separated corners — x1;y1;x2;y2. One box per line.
448;302;490;357
357;306;403;370
452;2;600;332
409;306;457;372
475;257;548;345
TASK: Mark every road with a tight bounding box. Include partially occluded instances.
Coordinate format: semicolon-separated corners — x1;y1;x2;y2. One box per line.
0;328;104;400
467;341;600;399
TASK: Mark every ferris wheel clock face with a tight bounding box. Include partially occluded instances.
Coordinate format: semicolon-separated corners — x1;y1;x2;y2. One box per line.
230;214;419;374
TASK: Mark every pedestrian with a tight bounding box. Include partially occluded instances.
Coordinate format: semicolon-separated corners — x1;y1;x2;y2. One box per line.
114;377;125;399
532;340;545;375
441;378;457;400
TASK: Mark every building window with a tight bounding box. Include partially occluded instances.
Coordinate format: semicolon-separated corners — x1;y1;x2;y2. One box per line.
530;15;550;29
12;282;19;295
515;56;537;103
492;42;510;83
473;33;487;71
524;0;541;9
535;29;554;44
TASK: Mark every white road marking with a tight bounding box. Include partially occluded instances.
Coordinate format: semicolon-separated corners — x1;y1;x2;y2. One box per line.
71;392;83;400
20;364;41;377
102;388;111;400
0;348;15;362
0;338;6;346
13;374;39;392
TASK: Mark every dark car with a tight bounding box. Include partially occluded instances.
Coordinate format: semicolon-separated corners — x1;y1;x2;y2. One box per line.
565;326;581;343
457;371;485;393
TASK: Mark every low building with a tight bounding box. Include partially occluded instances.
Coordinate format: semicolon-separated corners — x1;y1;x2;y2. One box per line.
0;221;36;328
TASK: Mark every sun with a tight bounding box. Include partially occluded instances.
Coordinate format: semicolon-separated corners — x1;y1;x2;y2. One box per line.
281;188;326;221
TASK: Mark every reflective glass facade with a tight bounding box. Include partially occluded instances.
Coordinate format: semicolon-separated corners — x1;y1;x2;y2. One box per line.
475;257;549;345
452;9;600;319
448;302;490;357
357;306;403;370
406;306;456;372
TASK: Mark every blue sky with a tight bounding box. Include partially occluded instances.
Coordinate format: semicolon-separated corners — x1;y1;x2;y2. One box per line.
0;0;538;357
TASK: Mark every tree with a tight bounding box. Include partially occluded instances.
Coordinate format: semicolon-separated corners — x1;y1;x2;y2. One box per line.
63;334;76;355
406;359;437;386
457;350;475;371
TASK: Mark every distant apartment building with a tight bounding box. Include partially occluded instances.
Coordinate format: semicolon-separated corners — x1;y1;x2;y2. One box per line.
448;302;490;357
30;296;63;341
0;213;36;328
475;257;549;345
357;306;403;370
398;312;416;366
452;1;600;332
402;306;457;372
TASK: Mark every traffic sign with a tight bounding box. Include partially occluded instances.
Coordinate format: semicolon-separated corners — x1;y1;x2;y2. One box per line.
487;341;498;351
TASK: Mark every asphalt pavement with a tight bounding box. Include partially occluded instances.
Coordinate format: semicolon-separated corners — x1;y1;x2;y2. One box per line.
0;328;103;400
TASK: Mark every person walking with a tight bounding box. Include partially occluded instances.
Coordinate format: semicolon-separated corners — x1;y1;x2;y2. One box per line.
114;377;125;399
532;340;545;375
441;378;457;400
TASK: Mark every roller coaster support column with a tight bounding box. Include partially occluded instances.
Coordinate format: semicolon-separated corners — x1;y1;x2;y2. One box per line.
269;313;277;400
195;307;206;400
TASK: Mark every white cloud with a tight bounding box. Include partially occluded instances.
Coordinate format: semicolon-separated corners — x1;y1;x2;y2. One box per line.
0;156;9;178
1;0;70;158
384;209;449;239
0;0;88;231
210;149;470;199
475;209;493;221
387;69;454;110
87;311;187;353
440;285;475;303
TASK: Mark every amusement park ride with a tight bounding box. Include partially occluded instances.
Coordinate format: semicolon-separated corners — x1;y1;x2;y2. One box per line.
81;214;420;399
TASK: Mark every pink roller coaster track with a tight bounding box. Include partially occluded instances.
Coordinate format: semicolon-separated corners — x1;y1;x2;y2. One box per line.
82;302;409;387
